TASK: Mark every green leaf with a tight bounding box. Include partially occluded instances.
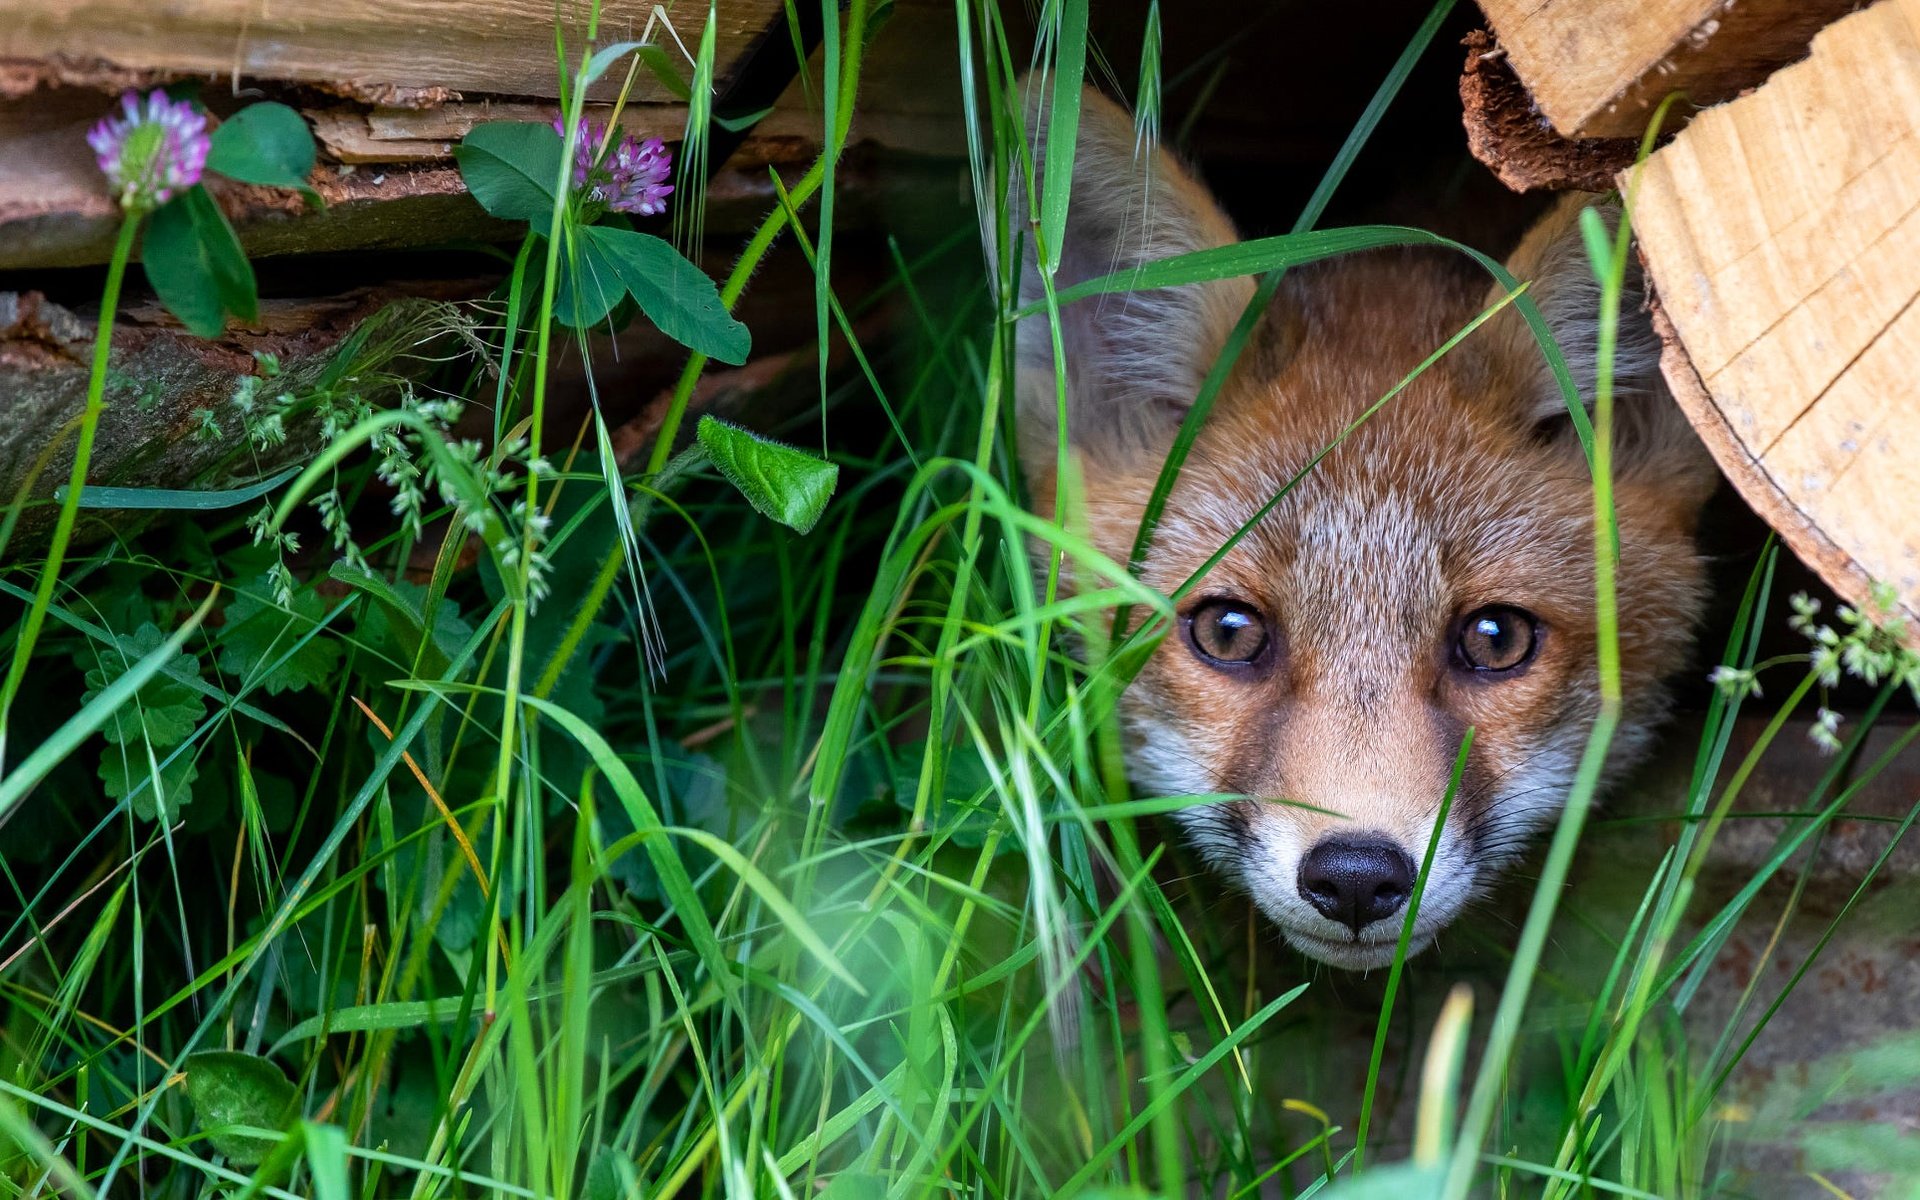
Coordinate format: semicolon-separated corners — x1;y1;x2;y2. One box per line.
56;464;301;510
695;416;837;534
216;580;343;696
599;749;727;901
141;192;222;337
819;1173;886;1200
270;998;464;1055
1037;0;1090;275
1578;204;1614;282
552;229;625;329
635;44;695;101
890;740;1002;850
335;565;472;778
226;1114;308;1199
83;620;209;819
591;226;750;363
0;593;216;825
207;102;318;200
182;1050;297;1166
184;186;257;323
453;122;564;222
715;104;777;133
333;562;470;682
584;1147;638;1200
375;787;492;955
142;185;258;336
583;39;651;87
100;745;198;820
81;623;206;749
1316;1164;1446;1199
238;762;297;833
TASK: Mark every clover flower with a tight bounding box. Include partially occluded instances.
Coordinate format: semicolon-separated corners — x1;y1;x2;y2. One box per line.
607;133;673;215
552;114;674;216
555;114;612;194
88;90;210;213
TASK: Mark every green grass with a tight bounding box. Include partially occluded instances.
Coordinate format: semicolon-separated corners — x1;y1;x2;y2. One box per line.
3;3;1918;1198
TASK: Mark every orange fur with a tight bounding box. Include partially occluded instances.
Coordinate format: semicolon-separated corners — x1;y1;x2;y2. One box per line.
1012;82;1717;968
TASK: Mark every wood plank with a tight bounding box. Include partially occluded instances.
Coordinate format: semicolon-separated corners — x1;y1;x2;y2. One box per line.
0;0;782;104
1632;0;1920;638
1477;0;1859;137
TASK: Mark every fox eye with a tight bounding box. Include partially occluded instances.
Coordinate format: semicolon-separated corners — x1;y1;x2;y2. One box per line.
1455;606;1540;673
1185;598;1270;668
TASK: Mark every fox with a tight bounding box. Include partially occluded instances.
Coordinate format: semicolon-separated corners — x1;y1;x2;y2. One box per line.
1011;85;1719;970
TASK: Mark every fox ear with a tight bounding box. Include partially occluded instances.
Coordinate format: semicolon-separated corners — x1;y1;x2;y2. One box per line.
1482;194;1718;510
1009;80;1253;495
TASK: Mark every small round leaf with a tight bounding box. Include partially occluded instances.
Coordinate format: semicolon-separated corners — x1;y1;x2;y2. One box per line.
207;102;318;198
182;1050;297;1166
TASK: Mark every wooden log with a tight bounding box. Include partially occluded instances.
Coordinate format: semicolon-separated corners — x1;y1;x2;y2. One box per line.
1629;0;1920;639
1475;0;1861;138
0;1;783;105
0;0;963;269
1459;29;1640;193
308;102;692;165
310;101;963;166
0;91;523;270
0;284;486;547
0;91;959;269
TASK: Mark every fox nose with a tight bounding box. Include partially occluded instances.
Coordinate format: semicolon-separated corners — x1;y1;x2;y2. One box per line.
1297;837;1415;934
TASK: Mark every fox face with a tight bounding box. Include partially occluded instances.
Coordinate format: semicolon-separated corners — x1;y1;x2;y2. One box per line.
1012;87;1718;969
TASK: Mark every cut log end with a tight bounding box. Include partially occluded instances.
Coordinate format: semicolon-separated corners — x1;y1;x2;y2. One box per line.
1460;29;1640;193
1476;0;1863;139
1630;0;1920;649
1652;290;1920;650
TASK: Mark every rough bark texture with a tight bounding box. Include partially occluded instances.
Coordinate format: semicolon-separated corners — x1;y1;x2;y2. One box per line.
0;87;518;268
1460;29;1641;193
0;284;484;548
0;88;964;269
0;0;783;105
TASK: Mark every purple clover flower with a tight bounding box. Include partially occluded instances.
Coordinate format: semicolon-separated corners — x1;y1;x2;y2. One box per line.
88;90;210;213
608;134;673;216
552;114;673;217
554;114;612;195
